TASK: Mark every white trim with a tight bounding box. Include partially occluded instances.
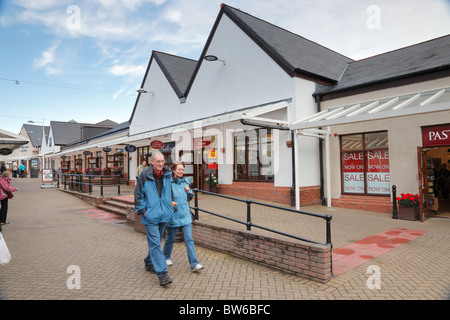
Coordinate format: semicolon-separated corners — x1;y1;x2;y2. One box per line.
290;87;450;130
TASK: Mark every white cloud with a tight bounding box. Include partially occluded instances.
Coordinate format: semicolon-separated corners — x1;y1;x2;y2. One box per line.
108;64;146;77
32;41;61;74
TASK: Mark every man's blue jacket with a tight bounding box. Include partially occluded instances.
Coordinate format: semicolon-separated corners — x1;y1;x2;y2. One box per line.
134;165;174;226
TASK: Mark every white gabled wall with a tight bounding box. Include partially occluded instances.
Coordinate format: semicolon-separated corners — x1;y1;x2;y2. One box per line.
130;13;320;188
186;14;293;118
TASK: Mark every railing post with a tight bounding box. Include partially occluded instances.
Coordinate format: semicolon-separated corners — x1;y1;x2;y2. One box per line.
79;175;83;192
246;199;252;231
392;185;398;219
64;174;67;190
194;189;199;220
88;175;92;195
100;175;104;197
325;214;332;246
57;173;60;188
117;174;121;196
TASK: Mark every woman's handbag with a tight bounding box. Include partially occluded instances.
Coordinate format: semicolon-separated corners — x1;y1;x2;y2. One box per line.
0;233;11;265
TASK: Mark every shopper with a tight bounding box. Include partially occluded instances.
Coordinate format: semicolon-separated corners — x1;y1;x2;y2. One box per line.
134;152;174;286
12;162;18;178
19;163;25;178
0;171;18;225
136;160;148;181
163;162;204;272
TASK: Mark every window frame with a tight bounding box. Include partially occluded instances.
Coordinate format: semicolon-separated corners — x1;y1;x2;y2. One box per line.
340;131;390;196
233;128;274;182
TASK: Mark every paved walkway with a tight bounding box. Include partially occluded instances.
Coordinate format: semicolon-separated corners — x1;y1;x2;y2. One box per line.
0;178;449;301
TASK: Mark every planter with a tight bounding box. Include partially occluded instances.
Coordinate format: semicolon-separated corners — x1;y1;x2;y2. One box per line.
398;206;419;221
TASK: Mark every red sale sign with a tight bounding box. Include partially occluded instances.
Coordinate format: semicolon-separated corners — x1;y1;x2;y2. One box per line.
342;152;364;193
366;150;390;194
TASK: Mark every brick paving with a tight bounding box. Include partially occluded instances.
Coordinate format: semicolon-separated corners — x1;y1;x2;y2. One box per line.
0;178;449;300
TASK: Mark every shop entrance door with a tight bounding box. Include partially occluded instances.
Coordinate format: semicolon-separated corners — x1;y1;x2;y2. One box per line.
417;146;430;221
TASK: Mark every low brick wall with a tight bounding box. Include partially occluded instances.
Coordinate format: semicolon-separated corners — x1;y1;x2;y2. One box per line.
192;220;332;283
218;182;320;206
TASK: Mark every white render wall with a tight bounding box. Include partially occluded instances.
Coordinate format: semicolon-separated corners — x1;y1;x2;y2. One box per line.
130;14;320;188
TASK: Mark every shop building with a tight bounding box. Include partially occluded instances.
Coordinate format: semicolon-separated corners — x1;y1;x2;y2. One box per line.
43;4;449;220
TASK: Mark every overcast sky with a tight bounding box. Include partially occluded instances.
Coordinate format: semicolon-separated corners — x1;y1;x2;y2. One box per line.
1;0;449;134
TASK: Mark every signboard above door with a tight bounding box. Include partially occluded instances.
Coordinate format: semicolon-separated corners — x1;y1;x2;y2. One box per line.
422;124;450;147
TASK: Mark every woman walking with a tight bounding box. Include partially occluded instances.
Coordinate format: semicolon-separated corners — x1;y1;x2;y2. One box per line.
163;162;203;272
0;171;18;225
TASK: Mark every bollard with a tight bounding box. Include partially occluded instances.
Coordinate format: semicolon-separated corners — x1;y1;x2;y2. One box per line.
117;174;121;196
100;175;104;197
246;199;252;231
392;185;398;219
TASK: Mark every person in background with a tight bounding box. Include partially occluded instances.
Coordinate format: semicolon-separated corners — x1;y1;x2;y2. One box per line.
19;163;25;178
12;162;18;178
0;171;18;225
136;160;148;182
163;161;204;272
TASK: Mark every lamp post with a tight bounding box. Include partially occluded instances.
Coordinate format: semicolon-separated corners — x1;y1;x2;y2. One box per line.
28;118;46;187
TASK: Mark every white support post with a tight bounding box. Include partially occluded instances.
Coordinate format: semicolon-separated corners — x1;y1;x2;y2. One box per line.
294;131;300;210
325;127;332;207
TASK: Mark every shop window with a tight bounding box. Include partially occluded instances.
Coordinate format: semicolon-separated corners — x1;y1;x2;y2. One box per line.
234;129;273;181
341;131;390;195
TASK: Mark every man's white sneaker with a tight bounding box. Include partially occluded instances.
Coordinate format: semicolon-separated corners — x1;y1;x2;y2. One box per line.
166;260;173;266
192;264;204;272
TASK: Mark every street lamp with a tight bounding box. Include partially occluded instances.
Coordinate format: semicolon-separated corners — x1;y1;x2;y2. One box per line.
28;118;46;187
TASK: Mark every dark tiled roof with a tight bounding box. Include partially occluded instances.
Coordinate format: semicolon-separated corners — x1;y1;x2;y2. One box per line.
153;51;198;97
223;5;353;83
22;124;50;147
316;35;450;95
50;121;116;146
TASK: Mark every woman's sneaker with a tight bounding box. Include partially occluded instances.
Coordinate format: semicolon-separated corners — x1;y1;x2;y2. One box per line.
192;264;204;272
166;259;173;266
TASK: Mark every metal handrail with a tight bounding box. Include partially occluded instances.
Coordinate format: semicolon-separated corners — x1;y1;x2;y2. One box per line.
57;173;122;197
191;188;332;247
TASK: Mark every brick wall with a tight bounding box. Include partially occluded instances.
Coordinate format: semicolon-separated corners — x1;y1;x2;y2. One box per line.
218;182;320;206
191;220;332;283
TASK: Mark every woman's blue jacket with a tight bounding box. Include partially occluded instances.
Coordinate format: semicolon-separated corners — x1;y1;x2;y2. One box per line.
166;177;194;228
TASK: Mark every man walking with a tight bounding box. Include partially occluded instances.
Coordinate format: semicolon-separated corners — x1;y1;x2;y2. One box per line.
134;152;174;286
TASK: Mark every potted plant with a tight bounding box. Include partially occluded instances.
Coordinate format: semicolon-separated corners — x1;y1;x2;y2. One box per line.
93;167;101;175
396;193;420;221
204;174;218;192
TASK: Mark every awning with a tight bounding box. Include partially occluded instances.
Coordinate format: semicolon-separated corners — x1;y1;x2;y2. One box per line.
53;98;291;156
290;87;450;130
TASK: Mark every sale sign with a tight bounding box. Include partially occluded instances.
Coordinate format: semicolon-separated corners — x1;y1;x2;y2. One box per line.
366;150;390;194
342;151;365;193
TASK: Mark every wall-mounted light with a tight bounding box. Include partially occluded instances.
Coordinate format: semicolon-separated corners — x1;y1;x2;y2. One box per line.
204;55;226;65
137;88;154;95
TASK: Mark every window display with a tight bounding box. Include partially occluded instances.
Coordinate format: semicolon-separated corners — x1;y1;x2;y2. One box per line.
341;132;390;195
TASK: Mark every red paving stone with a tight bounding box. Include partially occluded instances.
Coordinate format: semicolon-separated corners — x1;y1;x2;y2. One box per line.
79;209;126;224
332;228;428;276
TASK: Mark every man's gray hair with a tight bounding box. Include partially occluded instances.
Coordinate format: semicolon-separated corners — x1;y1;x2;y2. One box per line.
151;151;164;160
